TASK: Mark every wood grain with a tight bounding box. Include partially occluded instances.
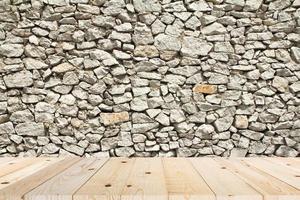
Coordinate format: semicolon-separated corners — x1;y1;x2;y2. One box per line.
74;158;136;200
191;158;262;200
163;158;215;200
243;158;300;190
0;158;43;178
121;158;168;200
24;158;108;200
0;157;80;200
0;157;298;199
217;158;300;200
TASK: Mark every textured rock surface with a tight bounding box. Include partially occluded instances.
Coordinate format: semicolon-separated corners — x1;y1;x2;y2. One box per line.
0;0;299;157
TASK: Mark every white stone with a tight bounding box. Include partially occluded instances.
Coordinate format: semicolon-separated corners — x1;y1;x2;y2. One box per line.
15;122;45;136
187;0;211;11
272;76;289;93
154;34;181;51
201;22;227;35
181;37;213;57
4;71;33;88
0;44;24;57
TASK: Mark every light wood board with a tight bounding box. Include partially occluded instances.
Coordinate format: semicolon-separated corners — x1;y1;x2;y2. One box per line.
0;157;298;200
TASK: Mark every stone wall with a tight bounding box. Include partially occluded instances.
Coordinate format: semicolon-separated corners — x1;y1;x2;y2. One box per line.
0;0;299;157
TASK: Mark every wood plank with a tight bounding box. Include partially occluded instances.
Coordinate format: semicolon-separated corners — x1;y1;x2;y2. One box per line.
0;158;15;166
244;158;300;190
163;158;215;200
121;158;168;200
216;158;300;200
0;157;80;200
191;158;262;200
24;158;108;200
265;158;300;173
74;158;135;200
0;158;59;190
0;158;44;178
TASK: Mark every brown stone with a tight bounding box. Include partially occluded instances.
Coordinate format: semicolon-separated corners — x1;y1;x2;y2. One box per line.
52;63;75;73
193;84;217;94
100;112;130;126
235;115;249;129
134;45;159;58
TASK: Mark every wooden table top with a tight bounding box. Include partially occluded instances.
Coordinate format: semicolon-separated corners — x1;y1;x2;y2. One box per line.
0;157;299;200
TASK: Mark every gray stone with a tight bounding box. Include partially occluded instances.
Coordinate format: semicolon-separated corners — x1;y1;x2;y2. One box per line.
198;147;213;155
101;137;118;151
24;58;48;70
225;0;245;6
130;96;149;111
201;22;227;35
258;112;279;123
177;147;197;157
10;135;23;144
133;0;161;12
185;16;201;30
218;140;234;150
118;132;133;147
275;146;298;157
57;104;78;117
0;44;24;57
195;124;215;139
154;34;181;51
269;0;291;10
102;0;125;15
132;134;147;143
272;76;289;92
132;122;159;134
113;50;131;60
0;102;7;115
155;112;170;126
214;42;234;53
10;110;34;123
208;73;228;84
255;87;275;96
4;71;33;88
43;0;67;6
291;47;300;63
290;82;300;93
0;122;14;135
244;0;263;11
293;0;300;7
15;122;45;136
52;63;75;73
115;147;135;157
170;109;186;124
59;94;76;105
63;72;79;85
214;117;234;132
230;148;248;157
188;0;211;11
63;143;85;156
163;2;186;12
249;141;267;154
181;37;213;57
42;143;60;154
113;92;133;104
240;130;264;141
132;23;154;45
247;32;273;41
36;102;56;113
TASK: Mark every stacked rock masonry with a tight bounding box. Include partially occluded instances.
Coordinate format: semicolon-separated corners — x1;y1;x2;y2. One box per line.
0;0;299;157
